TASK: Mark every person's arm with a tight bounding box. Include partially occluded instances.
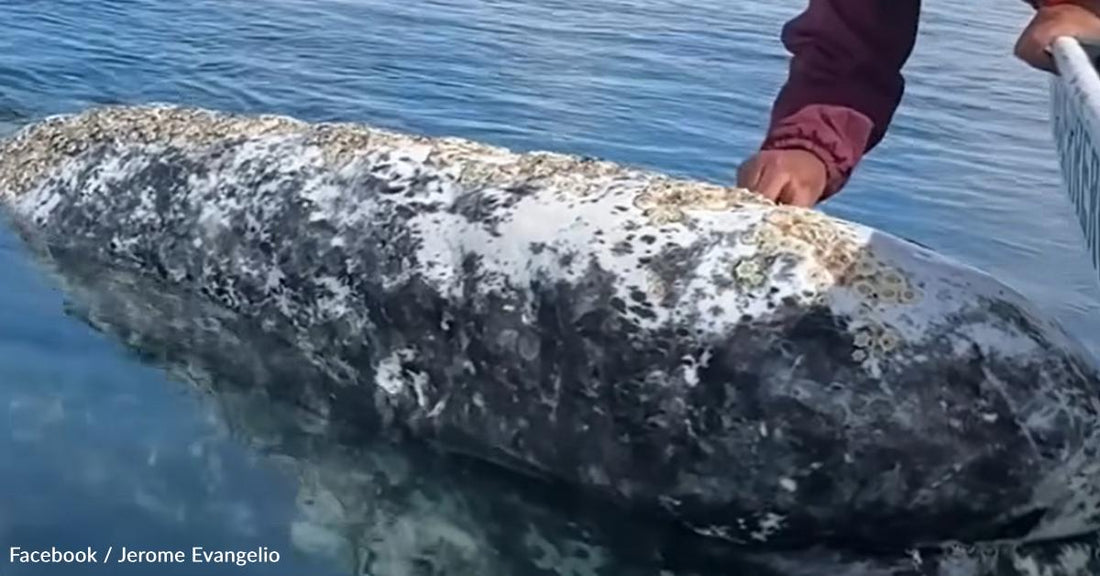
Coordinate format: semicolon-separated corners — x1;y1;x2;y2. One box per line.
760;0;921;199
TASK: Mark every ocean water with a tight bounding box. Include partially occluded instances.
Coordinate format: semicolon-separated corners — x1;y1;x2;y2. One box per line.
1;0;1098;575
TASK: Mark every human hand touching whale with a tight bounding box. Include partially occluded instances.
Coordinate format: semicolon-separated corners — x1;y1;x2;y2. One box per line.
736;148;827;208
737;0;1100;207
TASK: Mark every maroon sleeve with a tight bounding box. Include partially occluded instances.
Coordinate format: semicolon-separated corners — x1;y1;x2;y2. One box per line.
762;0;921;198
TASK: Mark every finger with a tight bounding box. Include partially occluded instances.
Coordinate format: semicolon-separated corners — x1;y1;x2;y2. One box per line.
1033;45;1058;74
1017;36;1058;74
736;157;764;190
1022;47;1057;74
780;184;819;208
755;165;790;203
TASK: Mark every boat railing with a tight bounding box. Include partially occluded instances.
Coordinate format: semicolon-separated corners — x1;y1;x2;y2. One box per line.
1051;36;1100;275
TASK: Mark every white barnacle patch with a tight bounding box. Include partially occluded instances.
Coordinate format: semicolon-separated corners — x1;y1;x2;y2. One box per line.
15;177;65;225
779;477;798;493
732;257;766;288
691;524;736;541
657;495;681;511
662;209;785;332
681;361;700;388
375;347;430;406
378;349;413;397
313;275;352;320
523;525;608;576
846;321;904;376
1053;542;1095;574
15;146;159;228
749;512;786;542
1008;552;1046;576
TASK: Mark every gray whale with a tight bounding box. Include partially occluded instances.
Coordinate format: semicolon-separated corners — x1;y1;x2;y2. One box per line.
42;238;1100;576
2;104;1100;555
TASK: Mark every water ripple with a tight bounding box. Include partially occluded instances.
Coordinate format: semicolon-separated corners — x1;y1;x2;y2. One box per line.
0;0;1098;573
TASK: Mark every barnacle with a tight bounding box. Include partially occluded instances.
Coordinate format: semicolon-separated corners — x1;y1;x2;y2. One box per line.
877;328;900;353
853;330;873;349
733;258;766;288
645;269;669;301
644;205;687;225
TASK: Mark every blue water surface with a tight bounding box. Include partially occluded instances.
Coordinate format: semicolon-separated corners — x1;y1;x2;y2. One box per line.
1;0;1098;574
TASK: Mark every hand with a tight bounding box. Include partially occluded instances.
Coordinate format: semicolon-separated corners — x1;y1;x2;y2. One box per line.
736;149;828;207
1015;1;1100;74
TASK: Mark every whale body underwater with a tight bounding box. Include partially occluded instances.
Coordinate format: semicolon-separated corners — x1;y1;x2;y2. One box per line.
50;253;1100;576
2;105;1100;558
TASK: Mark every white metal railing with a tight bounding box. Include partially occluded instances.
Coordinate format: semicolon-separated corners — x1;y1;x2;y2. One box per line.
1051;37;1100;276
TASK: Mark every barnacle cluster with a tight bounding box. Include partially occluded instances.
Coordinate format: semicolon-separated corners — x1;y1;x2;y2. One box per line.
732;258;767;289
0;105;928;378
749;208;924;296
0;107;309;196
631;177;768;225
847;262;921;306
850;322;903;361
426;143;625;196
740;208;926;372
0;105;708;206
750;209;863;283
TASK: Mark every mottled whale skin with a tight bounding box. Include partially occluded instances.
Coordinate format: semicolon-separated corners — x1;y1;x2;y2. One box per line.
2;105;1100;555
40;201;1100;576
